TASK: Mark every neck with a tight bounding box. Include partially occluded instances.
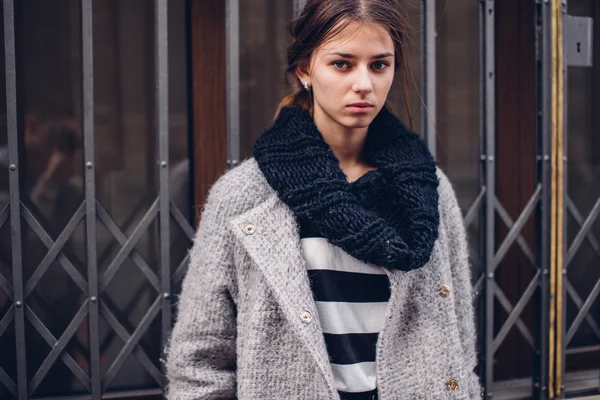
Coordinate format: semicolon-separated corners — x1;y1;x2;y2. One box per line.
313;110;369;169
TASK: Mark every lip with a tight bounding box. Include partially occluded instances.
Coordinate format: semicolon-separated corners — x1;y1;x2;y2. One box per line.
347;102;374;108
347;102;374;114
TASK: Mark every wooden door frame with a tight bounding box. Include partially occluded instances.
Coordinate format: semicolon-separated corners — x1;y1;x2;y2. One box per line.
189;0;228;220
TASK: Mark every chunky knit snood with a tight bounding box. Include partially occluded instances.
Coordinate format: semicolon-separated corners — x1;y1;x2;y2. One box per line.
253;106;439;271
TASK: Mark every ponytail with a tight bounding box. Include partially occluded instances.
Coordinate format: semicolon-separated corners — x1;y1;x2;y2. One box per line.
274;83;313;120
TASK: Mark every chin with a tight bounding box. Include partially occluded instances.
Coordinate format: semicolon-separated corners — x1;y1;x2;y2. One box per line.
340;114;374;129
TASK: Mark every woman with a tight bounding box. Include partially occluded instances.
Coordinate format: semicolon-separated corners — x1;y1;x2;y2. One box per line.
166;0;481;399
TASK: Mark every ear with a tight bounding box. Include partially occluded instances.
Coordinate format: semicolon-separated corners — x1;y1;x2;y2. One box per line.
294;60;311;88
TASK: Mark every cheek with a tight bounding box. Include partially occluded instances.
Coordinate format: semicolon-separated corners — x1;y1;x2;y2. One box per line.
313;72;348;105
315;70;347;93
374;72;395;93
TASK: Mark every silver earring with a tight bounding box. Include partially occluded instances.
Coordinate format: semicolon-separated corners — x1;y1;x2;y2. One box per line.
303;81;310;91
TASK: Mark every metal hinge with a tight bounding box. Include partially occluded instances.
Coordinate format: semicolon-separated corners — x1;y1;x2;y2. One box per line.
565;15;593;67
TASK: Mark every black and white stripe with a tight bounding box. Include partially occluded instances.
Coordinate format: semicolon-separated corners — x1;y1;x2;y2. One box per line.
300;225;391;398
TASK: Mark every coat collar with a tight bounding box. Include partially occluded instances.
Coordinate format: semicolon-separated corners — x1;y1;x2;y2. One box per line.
228;193;338;398
228;188;429;398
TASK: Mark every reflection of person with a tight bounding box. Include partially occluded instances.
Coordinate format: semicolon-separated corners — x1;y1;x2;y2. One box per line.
0;114;84;394
0;115;84;284
24;115;83;232
166;1;481;399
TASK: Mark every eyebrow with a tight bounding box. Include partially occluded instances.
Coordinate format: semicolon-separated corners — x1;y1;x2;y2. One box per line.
326;52;394;59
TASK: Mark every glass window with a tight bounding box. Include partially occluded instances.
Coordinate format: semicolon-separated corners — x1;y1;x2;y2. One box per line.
2;0;191;396
239;0;294;159
564;0;600;375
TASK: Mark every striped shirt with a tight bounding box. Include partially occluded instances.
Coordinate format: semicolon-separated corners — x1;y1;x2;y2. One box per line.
299;221;390;400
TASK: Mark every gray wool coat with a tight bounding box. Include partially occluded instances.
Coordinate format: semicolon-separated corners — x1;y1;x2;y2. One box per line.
165;158;483;400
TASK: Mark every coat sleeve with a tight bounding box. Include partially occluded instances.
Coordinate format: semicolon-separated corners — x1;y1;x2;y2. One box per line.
437;169;483;399
165;179;238;400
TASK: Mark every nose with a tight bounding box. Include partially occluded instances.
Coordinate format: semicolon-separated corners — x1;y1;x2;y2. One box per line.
351;67;373;94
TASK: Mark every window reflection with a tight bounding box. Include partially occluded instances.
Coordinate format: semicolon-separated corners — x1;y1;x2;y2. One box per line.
565;0;600;375
0;0;191;396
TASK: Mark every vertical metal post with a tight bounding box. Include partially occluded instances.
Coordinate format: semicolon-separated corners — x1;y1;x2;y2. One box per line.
548;0;567;397
559;0;568;396
3;1;27;398
226;0;240;169
477;0;487;388
155;0;171;360
81;1;101;398
293;0;306;18
482;0;496;397
537;0;552;398
552;0;567;396
421;0;437;157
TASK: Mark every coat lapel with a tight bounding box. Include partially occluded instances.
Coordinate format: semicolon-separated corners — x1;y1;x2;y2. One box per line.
229;194;337;398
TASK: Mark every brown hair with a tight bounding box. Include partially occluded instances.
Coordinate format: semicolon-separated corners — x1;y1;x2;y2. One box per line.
276;0;415;126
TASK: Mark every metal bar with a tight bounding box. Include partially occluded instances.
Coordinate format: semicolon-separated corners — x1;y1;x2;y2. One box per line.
564;369;600;394
99;302;163;385
170;200;195;239
566;197;600;262
24;305;91;392
476;0;487;388
96;193;160;282
0;365;17;398
226;0;240;168
495;286;536;348
24;202;87;297
421;0;436;156
556;1;567;395
537;0;553;396
492;189;541;269
464;188;485;228
491;377;534;400
565;345;600;355
96;283;153;358
494;199;536;265
293;0;306;18
474;275;484;298
0;267;13;299
3;0;27;397
31;387;164;400
482;0;496;396
20;204;88;294
0;304;14;339
81;0;101;398
567;198;600;260
492;271;541;353
99;200;159;292
172;253;191;285
29;302;89;394
566;277;600;344
96;203;160;291
101;295;161;390
0;203;8;229
565;280;600;342
155;0;171;366
563;369;600;395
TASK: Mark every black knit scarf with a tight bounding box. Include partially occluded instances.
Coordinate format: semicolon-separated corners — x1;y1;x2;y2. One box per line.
253;106;439;271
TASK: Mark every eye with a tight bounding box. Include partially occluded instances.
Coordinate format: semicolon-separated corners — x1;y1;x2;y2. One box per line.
371;61;389;71
332;60;350;69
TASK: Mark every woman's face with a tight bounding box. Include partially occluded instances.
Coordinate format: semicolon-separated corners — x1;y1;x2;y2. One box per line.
298;21;396;133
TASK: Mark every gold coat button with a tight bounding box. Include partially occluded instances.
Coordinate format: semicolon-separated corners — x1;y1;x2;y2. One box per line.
439;284;451;298
446;377;459;391
242;222;256;235
300;310;312;324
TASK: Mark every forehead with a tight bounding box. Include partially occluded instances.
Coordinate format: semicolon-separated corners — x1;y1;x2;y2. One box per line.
317;21;395;56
